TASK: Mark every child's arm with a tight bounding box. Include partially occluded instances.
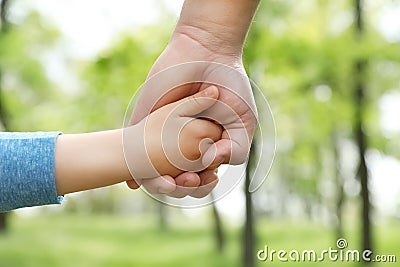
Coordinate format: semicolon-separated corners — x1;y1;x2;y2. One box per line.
54;129;129;195
55;86;221;195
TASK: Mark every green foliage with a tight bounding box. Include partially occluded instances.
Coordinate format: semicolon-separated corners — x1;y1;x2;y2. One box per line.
78;24;172;131
0;11;61;131
244;0;400;205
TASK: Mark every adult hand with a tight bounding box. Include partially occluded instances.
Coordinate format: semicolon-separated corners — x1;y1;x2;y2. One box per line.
126;0;259;198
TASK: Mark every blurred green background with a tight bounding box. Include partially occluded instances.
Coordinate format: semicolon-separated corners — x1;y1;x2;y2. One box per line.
0;0;400;266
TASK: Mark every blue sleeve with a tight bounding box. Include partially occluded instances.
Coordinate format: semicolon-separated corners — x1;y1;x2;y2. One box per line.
0;132;63;212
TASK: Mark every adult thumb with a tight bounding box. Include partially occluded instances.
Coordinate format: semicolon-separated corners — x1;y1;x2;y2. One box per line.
174;86;219;117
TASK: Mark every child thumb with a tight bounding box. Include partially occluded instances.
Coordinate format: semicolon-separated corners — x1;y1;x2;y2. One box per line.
175;86;219;117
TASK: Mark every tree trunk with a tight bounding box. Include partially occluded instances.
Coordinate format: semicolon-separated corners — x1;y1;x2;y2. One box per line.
243;143;256;267
332;133;345;240
158;196;167;231
0;0;10;32
0;0;11;234
0;212;7;233
0;0;10;127
354;0;372;252
211;194;225;252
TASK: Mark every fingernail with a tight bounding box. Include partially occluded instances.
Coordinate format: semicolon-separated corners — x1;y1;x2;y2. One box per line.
204;86;216;96
183;181;193;187
183;180;200;187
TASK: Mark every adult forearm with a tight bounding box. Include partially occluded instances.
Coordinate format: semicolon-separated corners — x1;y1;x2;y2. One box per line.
175;0;260;53
54;129;131;195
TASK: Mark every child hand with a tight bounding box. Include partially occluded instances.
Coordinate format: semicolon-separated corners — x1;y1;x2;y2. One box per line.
124;86;222;180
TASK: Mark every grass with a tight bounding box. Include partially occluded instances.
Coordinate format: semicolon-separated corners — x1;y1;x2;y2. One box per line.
0;213;399;267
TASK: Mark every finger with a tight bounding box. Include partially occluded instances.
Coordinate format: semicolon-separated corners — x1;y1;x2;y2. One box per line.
167;187;198;198
126;179;141;190
191;119;223;141
130;83;199;124
203;128;251;166
167;172;201;198
189;169;219;198
176;172;202;187
202;138;231;167
130;62;208;124
174;86;219;117
141;176;176;194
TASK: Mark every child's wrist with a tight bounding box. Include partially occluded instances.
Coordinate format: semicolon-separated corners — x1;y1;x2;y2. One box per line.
107;128;133;182
123;122;161;179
